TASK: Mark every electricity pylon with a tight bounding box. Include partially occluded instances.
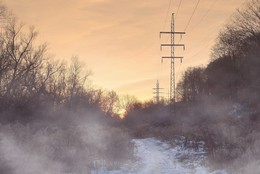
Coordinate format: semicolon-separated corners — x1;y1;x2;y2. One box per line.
153;80;163;103
160;13;185;107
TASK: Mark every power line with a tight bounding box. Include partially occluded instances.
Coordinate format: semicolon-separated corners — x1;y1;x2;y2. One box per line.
163;0;173;30
188;0;219;34
173;0;213;85
182;0;247;59
175;0;183;20
175;61;183;84
165;0;183;44
184;0;201;31
183;26;218;55
169;0;206;91
186;36;216;60
172;0;247;91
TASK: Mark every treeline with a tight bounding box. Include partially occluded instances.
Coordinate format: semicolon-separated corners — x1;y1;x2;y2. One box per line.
0;5;136;123
123;0;260;173
0;4;134;174
177;0;260;105
176;2;260;170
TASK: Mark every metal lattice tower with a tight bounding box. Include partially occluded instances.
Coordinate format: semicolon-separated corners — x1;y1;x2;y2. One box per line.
160;13;185;105
170;15;175;102
153;80;163;103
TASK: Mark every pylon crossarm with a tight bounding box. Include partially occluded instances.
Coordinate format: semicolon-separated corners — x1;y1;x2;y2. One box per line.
160;32;186;38
162;57;183;59
160;44;185;51
161;44;184;47
162;57;183;63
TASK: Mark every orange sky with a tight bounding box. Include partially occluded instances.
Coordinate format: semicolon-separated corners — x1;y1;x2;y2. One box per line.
4;0;246;100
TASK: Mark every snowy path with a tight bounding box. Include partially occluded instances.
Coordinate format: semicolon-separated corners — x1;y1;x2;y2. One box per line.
92;138;227;174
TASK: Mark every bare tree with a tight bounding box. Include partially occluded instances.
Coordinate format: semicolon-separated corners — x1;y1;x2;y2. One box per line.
66;56;92;108
212;0;260;60
177;67;206;102
100;90;119;116
210;0;260;101
0;17;49;108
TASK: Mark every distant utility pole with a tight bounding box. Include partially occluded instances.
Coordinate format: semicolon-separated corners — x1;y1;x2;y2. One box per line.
160;13;185;107
153;80;163;103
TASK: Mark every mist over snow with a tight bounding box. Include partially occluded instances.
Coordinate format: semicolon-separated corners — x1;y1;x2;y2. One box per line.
92;138;227;174
0;109;134;174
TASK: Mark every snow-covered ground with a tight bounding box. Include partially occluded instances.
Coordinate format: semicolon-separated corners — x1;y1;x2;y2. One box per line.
91;138;227;174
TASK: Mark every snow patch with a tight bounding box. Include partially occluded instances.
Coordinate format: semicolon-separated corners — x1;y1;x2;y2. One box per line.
91;138;227;174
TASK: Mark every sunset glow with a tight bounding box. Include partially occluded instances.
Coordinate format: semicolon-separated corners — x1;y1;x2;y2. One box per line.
5;0;246;100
